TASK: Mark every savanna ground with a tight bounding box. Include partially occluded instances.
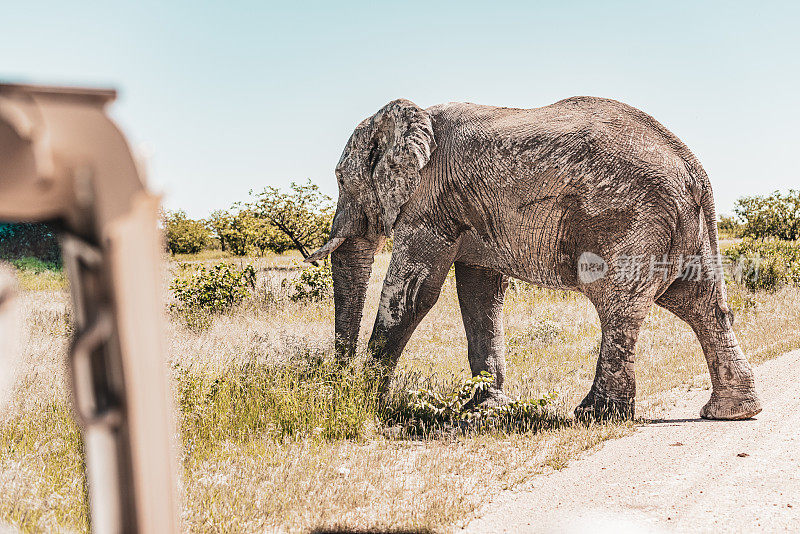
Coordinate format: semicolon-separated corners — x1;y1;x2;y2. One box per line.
2;248;800;533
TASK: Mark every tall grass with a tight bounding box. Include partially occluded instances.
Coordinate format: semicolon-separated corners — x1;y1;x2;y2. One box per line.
176;359;381;459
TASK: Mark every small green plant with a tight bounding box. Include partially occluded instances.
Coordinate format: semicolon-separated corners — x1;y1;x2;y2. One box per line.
529;318;561;345
170;262;256;324
506;318;561;350
290;261;333;302
11;257;62;273
388;372;557;435
508;277;540;294
725;238;800;292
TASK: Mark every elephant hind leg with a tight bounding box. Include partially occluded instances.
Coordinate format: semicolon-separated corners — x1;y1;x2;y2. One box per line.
576;289;656;421
454;262;511;408
656;277;761;420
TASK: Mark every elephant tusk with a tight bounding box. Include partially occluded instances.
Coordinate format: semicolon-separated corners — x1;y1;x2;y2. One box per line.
304;237;346;263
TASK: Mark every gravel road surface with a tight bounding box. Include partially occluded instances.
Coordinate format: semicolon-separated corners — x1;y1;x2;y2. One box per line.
463;350;800;533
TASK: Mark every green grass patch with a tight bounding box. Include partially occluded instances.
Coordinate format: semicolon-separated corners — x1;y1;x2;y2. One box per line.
7;257;67;291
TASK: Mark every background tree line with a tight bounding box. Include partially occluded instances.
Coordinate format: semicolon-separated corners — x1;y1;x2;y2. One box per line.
2;187;798;270
718;189;800;241
163;179;333;259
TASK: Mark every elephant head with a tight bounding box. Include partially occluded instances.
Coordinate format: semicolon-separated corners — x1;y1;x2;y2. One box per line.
306;98;437;360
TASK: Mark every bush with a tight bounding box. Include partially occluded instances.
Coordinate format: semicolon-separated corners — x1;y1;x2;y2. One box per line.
725;238;800;292
290;261;333;302
735;190;800;241
0;223;61;263
164;210;212;254
170;262;256;314
718;214;741;238
387;372;557;436
169;179;334;258
210;209;256;256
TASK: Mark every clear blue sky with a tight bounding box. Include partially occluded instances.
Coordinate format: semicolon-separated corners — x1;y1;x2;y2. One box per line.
3;1;798;217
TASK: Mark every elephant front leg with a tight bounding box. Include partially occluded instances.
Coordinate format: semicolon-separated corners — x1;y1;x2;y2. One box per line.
454;262;511;408
367;231;458;394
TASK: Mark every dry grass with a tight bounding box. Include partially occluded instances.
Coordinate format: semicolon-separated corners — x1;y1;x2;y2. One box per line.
2;252;800;532
13;272;67;293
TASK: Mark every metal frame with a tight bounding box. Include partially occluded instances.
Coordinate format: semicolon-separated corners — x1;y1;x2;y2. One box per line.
0;83;179;534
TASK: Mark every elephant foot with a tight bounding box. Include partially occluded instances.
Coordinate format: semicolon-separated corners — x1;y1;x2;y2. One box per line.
575;389;634;422
463;390;513;411
700;388;762;420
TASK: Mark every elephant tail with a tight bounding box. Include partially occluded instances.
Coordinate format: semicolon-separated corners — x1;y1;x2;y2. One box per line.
695;168;732;322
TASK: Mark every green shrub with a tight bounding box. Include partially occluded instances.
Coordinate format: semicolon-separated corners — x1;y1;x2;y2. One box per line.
735;190;800;241
725;238;800;292
0;223;61;263
170;262;256;314
290;261;333;302
726;283;757;315
164;210;212;254
718;214;741;238
387;372;557;435
209;209;294;256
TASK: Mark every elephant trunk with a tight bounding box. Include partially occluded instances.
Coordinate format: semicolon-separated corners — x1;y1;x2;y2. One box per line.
331;237;377;363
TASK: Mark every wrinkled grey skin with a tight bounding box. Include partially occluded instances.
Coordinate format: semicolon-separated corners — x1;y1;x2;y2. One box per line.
307;97;762;421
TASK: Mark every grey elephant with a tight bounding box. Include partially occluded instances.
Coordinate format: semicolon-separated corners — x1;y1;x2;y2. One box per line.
307;96;762;420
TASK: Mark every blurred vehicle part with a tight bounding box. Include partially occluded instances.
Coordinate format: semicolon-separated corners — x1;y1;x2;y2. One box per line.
0;83;179;534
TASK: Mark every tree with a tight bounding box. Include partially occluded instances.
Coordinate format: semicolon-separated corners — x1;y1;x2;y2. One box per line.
251;217;293;256
217;209;255;256
735;190;800;241
208;210;232;252
208;208;293;257
163;210;211;254
249;180;334;260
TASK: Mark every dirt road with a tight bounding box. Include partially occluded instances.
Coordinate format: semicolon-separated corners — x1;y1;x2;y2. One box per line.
463;350;800;533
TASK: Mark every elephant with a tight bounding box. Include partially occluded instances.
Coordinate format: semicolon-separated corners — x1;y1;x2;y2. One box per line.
306;96;762;421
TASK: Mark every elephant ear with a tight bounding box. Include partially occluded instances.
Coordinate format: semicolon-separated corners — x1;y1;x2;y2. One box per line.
369;99;436;235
